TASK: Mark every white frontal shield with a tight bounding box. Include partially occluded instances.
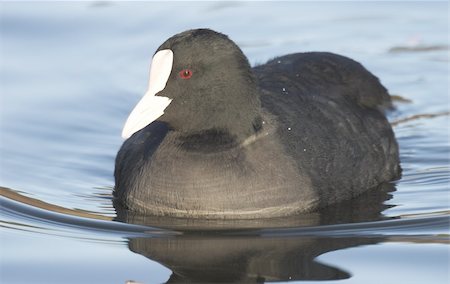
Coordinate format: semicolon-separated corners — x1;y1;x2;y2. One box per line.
121;49;174;139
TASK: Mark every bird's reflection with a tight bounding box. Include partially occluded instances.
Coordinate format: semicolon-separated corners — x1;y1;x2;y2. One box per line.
115;183;395;283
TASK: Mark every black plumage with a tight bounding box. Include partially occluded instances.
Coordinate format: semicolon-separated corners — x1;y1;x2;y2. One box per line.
114;29;400;219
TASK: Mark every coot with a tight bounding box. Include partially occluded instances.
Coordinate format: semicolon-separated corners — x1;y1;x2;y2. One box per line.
114;29;400;219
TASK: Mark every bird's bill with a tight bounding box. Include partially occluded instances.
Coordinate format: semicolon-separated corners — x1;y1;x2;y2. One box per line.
121;49;173;139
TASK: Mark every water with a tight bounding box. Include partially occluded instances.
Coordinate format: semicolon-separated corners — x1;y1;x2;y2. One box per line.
1;2;449;283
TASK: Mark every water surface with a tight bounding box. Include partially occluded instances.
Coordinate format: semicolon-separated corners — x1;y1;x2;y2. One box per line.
1;2;449;283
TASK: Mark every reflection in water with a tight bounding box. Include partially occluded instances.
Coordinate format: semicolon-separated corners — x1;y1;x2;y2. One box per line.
115;183;394;282
1;184;448;283
129;235;379;283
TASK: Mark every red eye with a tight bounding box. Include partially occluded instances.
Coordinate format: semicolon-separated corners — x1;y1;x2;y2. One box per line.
179;69;193;79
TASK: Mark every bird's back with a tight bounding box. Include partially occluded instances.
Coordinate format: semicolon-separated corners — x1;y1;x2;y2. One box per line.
253;52;401;207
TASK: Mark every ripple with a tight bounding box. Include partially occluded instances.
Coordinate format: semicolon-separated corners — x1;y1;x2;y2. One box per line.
0;195;176;240
1;188;448;241
388;44;449;53
400;167;450;186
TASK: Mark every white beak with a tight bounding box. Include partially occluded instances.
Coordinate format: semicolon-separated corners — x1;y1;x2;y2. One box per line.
121;49;174;139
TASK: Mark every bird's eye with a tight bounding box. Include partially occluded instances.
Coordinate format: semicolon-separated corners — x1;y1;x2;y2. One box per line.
179;69;193;79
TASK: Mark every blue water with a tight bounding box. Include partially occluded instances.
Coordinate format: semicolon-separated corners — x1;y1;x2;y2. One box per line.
1;2;449;283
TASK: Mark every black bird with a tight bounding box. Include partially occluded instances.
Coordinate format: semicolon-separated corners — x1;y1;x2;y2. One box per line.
114;28;400;219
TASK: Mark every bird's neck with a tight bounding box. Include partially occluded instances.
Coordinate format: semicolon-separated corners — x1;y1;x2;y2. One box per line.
164;84;263;148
